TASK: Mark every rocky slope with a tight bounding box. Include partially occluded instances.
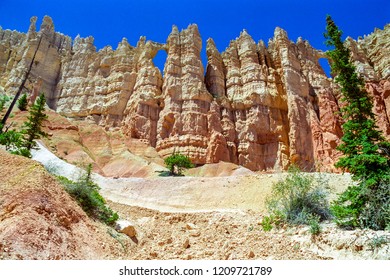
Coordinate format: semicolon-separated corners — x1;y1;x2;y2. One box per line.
0;149;129;259
7;109;166;178
1;16;389;172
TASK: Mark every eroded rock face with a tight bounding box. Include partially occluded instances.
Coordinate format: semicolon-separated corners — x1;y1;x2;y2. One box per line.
156;25;214;163
357;24;390;80
1;16;72;107
366;80;390;137
0;16;389;172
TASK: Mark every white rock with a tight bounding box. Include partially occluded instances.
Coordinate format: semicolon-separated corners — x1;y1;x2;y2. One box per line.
115;220;137;238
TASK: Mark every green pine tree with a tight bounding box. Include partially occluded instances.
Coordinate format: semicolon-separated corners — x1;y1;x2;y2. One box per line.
17;93;28;111
21;93;48;152
325;15;390;184
324;16;390;229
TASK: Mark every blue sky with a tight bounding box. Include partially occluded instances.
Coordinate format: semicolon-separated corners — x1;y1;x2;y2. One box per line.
0;0;389;74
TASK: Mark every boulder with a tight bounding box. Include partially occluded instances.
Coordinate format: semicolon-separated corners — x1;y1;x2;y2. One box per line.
115;220;137;238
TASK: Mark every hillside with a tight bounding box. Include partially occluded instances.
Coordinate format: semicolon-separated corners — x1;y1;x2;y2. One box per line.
0;149;129;259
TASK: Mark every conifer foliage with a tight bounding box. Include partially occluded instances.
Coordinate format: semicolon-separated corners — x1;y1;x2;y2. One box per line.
324;16;390;229
17;93;28;111
21;93;48;152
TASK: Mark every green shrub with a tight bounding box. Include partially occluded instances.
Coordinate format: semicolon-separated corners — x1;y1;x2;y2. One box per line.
10;147;32;158
260;212;284;232
17;93;28;111
260;216;273;232
332;178;390;230
1;93;47;158
0;129;22;150
0;128;31;157
368;235;390;251
1;93;48;157
266;165;331;227
56;165;119;226
164;152;194;176
359;178;390;230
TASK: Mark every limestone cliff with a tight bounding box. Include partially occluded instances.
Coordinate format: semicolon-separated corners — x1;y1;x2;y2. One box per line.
0;16;389;172
0;16;72;107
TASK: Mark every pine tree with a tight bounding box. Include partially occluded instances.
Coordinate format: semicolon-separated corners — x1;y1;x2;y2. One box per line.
324;16;390;229
17;93;28;111
325;15;390;184
21;93;48;151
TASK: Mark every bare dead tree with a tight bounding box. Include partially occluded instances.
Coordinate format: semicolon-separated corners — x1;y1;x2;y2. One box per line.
0;35;43;132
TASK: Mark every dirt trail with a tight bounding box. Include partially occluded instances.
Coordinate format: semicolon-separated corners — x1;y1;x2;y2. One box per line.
32;141;351;213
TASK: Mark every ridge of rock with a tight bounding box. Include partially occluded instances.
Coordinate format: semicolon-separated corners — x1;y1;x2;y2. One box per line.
0;16;389;171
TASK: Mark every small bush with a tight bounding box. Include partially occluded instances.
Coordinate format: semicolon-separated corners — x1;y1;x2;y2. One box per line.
0;128;31;157
0;129;23;150
260;216;273;232
17;93;28;111
266;165;331;227
260;212;284;232
56;164;119;226
359;179;390;230
164;152;194;176
308;214;321;235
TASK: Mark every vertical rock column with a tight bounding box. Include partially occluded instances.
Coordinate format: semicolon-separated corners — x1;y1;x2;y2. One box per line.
156;25;214;164
0;23;27;87
269;28;315;170
219;30;290;171
205;38;232;163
